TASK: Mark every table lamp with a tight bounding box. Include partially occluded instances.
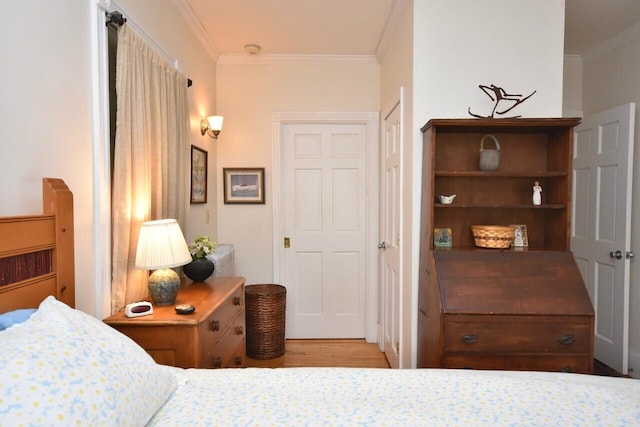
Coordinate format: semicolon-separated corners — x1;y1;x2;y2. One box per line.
135;219;192;306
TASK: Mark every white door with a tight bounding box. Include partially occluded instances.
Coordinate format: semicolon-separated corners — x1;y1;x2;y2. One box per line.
380;102;402;369
283;123;368;338
572;103;635;374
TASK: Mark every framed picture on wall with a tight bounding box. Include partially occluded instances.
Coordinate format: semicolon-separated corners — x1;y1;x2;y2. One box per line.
190;145;208;204
223;168;265;204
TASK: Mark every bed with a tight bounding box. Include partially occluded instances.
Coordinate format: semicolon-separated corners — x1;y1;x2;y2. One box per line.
1;179;640;426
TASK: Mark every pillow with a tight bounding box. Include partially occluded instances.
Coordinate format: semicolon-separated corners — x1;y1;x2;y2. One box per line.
0;308;36;330
0;296;177;426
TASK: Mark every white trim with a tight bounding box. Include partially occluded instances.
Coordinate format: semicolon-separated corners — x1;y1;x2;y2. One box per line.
563;54;583;67
583;21;640;63
169;0;220;62
219;54;379;65
272;111;380;343
90;1;114;319
375;0;411;62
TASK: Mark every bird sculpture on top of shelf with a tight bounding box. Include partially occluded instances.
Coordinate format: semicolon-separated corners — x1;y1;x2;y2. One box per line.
468;84;536;119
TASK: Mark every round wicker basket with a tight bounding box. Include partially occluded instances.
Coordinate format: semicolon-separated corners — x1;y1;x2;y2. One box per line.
471;225;515;249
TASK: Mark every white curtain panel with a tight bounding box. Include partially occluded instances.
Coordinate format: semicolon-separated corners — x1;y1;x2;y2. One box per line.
111;24;189;313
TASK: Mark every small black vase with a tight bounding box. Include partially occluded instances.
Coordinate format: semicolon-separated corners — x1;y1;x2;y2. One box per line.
183;258;215;282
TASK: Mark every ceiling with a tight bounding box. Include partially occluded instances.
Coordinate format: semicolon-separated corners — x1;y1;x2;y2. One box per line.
182;0;640;57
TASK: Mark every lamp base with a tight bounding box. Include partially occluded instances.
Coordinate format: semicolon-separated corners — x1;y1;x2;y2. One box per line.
148;268;180;306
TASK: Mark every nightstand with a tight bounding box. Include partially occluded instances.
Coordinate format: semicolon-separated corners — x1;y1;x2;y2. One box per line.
104;276;246;368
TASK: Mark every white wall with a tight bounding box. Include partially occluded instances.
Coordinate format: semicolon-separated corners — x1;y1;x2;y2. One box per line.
581;27;640;376
1;0;96;313
563;56;583;117
215;56;380;285
0;0;217;317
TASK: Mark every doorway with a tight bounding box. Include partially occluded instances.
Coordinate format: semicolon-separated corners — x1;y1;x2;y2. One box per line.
572;103;635;375
272;112;379;342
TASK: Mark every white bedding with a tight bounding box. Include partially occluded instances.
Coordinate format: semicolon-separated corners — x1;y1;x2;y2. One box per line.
148;366;640;426
2;297;640;426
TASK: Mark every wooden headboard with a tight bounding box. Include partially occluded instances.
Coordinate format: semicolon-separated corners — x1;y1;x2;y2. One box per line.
0;178;74;311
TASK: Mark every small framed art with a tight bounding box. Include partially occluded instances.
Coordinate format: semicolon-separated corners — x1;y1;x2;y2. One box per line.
223;168;265;204
510;224;528;247
190;145;208;204
433;227;453;248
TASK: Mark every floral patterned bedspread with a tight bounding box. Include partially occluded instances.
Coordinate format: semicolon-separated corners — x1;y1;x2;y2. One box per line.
148;366;640;426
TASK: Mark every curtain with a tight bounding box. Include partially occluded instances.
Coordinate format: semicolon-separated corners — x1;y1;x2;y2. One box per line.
111;24;190;313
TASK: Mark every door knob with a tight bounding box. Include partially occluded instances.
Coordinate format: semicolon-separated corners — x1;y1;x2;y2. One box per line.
377;242;386;249
610;250;623;260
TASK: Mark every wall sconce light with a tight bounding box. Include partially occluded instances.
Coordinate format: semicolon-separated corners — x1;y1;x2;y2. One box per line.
200;115;224;139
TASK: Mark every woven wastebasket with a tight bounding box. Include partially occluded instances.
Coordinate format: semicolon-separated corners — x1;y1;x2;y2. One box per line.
245;284;287;359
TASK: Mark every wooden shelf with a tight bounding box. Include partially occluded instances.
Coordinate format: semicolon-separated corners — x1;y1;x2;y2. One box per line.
418;118;593;372
435;171;568;178
435;203;566;209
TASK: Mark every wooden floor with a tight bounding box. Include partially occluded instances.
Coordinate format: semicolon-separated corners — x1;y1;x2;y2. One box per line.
246;339;625;377
246;339;390;368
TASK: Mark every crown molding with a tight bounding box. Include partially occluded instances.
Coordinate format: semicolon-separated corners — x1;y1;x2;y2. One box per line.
563;55;583;67
170;0;220;62
217;54;379;65
375;0;411;62
583;21;640;63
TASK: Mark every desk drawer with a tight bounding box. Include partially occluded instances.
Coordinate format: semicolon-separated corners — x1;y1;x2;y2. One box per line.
443;354;593;373
444;316;592;353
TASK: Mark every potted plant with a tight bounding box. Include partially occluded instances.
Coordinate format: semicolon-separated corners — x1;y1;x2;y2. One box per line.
183;236;217;282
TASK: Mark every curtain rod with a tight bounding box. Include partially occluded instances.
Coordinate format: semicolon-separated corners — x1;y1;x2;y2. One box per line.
104;10;192;88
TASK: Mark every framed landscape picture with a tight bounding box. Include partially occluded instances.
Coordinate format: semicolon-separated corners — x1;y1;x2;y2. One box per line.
223;168;265;204
190;145;208;204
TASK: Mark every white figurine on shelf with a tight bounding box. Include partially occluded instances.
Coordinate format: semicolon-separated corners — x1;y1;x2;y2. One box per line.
532;181;542;206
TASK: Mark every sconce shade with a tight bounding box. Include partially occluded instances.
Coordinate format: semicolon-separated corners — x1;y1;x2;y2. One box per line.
135;219;192;269
135;219;191;306
201;115;224;139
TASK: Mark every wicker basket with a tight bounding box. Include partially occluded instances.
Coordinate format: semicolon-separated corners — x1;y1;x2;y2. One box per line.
245;284;287;359
471;225;515;249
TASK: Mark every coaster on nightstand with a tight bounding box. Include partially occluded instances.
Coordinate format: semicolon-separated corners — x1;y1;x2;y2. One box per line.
175;304;196;315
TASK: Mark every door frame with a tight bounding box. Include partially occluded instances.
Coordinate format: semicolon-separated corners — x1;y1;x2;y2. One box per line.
272;111;380;343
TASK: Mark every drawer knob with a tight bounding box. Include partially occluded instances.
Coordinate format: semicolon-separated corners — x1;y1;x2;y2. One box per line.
236;326;244;336
214;356;222;368
234;296;242;306
211;320;220;331
559;334;575;345
461;334;478;344
234;356;243;366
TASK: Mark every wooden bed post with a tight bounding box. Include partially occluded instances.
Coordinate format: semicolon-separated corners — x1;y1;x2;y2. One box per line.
43;178;75;308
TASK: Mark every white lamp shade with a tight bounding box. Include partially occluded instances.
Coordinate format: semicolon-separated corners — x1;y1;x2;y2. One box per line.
135;219;192;269
207;115;224;131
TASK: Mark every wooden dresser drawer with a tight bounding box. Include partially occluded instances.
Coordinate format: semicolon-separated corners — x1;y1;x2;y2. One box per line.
202;310;246;368
444;354;593;373
198;285;244;344
444;315;592;354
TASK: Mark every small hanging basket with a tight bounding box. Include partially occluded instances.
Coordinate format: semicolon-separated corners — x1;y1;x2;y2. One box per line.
479;134;501;171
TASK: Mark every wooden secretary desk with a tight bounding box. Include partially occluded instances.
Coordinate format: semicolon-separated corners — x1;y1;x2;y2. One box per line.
417;118;595;373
